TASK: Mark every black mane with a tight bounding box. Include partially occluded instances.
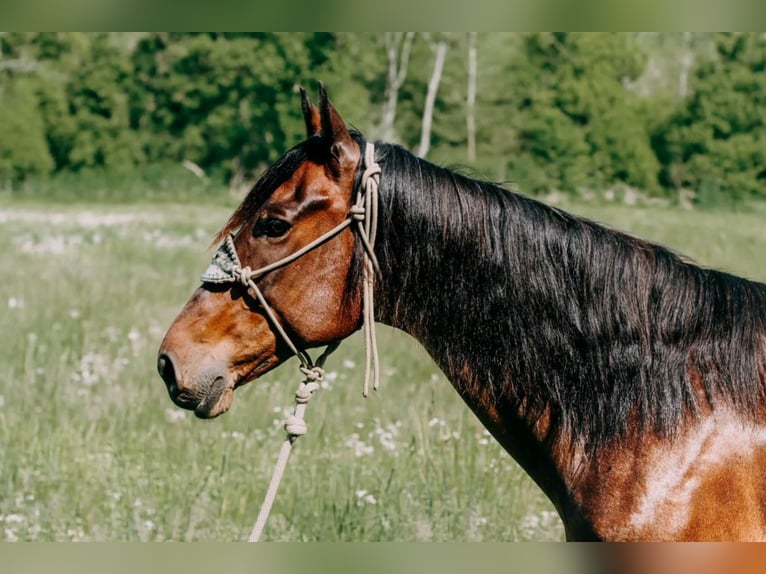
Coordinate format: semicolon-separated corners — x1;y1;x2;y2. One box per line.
372;142;766;450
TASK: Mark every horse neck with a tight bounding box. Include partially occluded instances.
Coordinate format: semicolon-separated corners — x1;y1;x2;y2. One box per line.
372;144;766;435
371;146;591;509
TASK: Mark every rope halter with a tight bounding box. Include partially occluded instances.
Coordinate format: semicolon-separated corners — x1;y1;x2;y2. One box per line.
200;141;381;391
199;142;382;542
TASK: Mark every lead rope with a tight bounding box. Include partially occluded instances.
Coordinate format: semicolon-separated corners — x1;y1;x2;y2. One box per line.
239;142;381;542
247;341;338;542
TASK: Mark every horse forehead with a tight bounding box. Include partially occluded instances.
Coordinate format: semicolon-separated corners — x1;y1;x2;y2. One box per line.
269;161;339;204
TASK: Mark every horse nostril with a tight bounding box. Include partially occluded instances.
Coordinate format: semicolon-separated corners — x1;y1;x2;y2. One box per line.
158;353;178;393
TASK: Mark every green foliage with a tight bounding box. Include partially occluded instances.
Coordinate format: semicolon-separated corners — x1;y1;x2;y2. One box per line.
1;32;765;205
654;33;766;206
130;33;316;183
65;34;142;172
0;81;54;184
502;33;660;195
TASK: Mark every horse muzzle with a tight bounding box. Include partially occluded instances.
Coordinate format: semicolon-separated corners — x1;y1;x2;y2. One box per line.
157;351;234;419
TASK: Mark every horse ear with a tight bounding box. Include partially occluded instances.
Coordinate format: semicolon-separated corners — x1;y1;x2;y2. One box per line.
300;86;321;138
317;82;358;174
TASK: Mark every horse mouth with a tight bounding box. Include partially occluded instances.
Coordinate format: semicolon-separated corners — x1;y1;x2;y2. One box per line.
193;376;235;419
167;356;280;420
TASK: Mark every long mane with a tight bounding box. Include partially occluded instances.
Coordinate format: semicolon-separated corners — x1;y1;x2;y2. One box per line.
372;142;766;449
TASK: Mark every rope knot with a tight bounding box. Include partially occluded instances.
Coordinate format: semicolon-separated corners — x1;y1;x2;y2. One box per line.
294;380;320;404
234;266;255;287
349;205;366;221
361;163;381;188
284;415;307;437
299;366;324;382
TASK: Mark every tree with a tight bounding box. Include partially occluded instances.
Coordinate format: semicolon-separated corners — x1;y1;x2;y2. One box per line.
501;33;658;194
417;34;450;158
63;34;141;172
0;80;54;184
656;33;766;205
130;33;315;185
466;32;478;162
380;32;414;142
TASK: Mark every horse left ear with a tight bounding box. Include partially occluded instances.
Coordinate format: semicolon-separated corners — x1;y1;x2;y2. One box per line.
300;86;321;138
317;82;359;175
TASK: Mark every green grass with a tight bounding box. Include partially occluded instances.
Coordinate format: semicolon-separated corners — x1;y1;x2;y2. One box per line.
1;197;765;541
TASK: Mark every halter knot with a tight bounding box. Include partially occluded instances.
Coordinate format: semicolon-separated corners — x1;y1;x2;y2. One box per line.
234;266;255;287
349;205;366;221
294;381;320;404
299;366;324;383
283;415;307;437
361;163;381;188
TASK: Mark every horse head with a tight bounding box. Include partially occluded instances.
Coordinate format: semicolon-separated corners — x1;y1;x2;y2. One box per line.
157;84;368;418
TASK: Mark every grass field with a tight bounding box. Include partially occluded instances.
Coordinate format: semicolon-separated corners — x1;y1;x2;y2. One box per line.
1;196;765;542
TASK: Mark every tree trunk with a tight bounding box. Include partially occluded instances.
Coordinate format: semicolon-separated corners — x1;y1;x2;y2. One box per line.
466;32;478;162
679;32;693;98
381;32;415;142
417;40;448;159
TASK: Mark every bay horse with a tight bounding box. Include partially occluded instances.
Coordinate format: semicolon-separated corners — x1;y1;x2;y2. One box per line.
158;84;766;541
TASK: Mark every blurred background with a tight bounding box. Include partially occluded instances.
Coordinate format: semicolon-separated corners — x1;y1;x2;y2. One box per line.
1;32;765;543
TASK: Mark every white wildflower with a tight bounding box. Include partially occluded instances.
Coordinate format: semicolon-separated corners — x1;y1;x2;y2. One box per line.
2;514;24;524
345;433;374;457
320;371;338;389
355;490;377;506
369;419;401;454
7;297;24;309
165;408;187;423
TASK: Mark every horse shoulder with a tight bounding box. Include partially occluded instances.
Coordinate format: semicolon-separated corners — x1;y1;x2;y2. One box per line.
570;410;766;541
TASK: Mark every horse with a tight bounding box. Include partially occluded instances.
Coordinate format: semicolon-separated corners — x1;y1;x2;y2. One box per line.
158;83;766;541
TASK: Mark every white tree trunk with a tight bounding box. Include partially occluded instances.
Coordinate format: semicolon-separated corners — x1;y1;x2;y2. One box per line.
381;32;415;142
417;40;448;158
466;32;478;162
679;32;693;98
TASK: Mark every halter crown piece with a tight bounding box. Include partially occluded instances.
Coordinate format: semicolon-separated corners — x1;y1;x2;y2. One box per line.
201;142;381;542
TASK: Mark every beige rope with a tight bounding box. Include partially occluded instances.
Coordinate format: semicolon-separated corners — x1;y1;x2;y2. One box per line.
358;143;381;396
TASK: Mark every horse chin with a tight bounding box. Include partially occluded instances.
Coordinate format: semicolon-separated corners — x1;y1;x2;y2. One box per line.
194;377;235;419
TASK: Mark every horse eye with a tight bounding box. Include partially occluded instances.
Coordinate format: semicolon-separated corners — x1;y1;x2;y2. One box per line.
255;218;291;238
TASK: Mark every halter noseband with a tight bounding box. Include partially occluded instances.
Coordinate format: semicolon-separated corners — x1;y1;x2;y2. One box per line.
201;142;381;396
